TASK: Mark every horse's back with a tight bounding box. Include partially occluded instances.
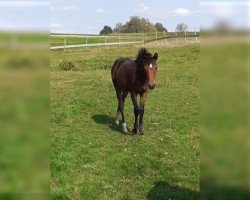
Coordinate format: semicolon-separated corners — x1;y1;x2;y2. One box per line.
111;58;135;89
111;58;127;82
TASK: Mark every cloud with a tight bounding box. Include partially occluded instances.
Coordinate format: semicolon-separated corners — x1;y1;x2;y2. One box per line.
173;8;191;16
96;9;106;14
61;5;77;11
50;23;63;28
162;7;199;18
201;2;239;17
51;5;77;12
0;19;14;29
137;3;150;13
0;1;49;7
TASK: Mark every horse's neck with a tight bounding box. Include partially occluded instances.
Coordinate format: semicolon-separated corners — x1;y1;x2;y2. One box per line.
135;61;148;83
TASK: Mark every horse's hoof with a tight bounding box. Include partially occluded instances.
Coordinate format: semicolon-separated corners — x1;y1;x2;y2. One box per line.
115;120;119;125
139;130;144;135
139;127;144;135
132;128;137;134
122;123;128;133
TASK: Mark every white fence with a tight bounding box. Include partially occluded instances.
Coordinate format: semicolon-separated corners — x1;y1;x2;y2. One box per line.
50;31;200;50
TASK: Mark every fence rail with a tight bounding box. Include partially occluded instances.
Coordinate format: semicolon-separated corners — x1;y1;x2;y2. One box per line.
50;41;143;50
50;31;200;50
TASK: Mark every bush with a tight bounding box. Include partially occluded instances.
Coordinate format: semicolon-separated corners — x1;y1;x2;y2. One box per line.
58;60;77;71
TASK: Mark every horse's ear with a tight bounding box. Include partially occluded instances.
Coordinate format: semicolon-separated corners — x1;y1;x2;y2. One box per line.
153;53;158;60
143;54;147;60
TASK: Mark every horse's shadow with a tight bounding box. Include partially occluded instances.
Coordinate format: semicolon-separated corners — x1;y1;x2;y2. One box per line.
147;181;199;200
91;114;131;134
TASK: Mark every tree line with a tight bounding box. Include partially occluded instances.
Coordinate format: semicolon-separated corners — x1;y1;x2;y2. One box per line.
100;16;188;35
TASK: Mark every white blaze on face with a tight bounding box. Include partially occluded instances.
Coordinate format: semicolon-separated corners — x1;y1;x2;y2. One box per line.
149;63;153;69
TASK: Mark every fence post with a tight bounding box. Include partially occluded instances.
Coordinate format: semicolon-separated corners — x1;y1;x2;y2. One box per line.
185;29;187;43
119;35;121;47
194;26;198;43
11;33;18;48
164;31;168;45
175;31;177;43
105;36;107;46
156;31;158;39
64;37;66;52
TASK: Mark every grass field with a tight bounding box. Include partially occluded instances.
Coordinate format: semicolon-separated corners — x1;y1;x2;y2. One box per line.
50;44;200;199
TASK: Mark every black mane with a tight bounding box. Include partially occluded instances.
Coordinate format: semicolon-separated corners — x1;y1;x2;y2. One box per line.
135;48;152;82
136;48;152;64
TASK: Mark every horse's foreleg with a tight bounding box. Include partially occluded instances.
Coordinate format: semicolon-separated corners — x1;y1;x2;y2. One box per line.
131;93;139;134
138;92;148;135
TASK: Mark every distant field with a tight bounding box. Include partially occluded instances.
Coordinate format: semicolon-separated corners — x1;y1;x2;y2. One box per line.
50;44;200;199
0;32;48;43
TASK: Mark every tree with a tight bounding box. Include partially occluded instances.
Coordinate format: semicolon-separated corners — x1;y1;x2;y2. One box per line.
176;23;188;32
100;25;113;35
214;20;232;33
140;17;156;32
128;16;141;33
126;16;156;33
154;23;167;32
114;22;124;33
108;16;167;34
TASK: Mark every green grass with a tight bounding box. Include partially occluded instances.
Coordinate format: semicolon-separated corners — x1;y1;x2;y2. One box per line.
0;32;48;44
200;41;249;198
50;44;200;199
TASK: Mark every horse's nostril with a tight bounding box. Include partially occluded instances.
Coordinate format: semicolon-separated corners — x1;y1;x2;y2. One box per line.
149;84;155;89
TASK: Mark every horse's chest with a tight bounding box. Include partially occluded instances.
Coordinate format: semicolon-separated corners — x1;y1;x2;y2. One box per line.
129;81;148;94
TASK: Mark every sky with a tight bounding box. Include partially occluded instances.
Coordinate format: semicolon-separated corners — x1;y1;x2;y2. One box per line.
0;0;248;34
0;0;49;32
51;0;200;34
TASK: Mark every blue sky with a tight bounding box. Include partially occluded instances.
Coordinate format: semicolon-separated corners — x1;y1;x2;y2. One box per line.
0;1;248;34
0;0;49;32
51;0;200;34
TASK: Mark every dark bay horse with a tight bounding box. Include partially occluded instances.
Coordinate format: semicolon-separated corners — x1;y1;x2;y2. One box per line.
111;48;158;134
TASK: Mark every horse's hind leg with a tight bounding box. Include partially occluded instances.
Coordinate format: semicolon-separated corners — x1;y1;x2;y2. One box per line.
115;88;128;133
121;91;128;133
114;88;121;125
114;108;120;125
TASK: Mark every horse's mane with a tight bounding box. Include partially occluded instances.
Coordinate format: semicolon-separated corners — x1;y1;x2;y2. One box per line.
135;48;152;64
135;48;152;81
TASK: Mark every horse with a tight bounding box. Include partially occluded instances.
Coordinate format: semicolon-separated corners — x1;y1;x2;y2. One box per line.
111;48;158;135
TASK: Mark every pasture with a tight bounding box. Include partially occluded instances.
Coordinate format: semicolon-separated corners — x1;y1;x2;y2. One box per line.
50;43;200;199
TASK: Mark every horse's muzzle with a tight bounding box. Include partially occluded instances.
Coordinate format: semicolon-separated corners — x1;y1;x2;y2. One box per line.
149;84;155;89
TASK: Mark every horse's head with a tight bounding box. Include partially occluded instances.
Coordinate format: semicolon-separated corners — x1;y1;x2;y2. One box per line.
143;52;158;89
